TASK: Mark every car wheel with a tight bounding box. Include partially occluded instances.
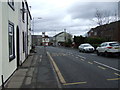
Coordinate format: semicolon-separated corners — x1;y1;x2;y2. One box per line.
83;49;86;53
97;51;100;56
104;51;108;57
79;49;81;52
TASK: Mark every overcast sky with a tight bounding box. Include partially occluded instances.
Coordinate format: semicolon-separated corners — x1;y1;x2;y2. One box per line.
27;0;119;37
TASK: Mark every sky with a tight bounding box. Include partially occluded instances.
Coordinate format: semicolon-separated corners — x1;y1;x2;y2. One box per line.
27;0;119;37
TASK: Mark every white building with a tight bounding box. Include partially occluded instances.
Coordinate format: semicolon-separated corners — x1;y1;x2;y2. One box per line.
0;0;32;87
42;36;50;46
53;32;73;46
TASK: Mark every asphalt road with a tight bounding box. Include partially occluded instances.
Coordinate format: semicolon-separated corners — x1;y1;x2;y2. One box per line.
46;46;120;88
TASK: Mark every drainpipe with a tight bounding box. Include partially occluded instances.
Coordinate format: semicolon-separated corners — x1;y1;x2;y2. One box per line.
1;75;4;89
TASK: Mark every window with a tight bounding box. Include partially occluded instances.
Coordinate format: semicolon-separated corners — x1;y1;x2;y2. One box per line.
23;32;25;52
22;2;25;22
8;21;15;61
8;0;14;10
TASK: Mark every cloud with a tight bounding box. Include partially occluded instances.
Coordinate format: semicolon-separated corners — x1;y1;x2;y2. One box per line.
68;2;118;19
28;0;119;36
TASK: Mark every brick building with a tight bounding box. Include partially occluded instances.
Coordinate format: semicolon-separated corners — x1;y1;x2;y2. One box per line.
87;21;120;42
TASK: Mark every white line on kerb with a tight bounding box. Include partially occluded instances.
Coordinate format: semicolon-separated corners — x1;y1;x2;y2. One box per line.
94;61;120;72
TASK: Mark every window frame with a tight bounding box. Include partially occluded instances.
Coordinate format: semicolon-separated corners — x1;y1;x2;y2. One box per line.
23;32;25;52
8;21;15;61
8;0;15;11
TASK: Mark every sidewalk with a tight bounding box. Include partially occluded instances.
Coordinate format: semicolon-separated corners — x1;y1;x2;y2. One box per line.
5;47;58;88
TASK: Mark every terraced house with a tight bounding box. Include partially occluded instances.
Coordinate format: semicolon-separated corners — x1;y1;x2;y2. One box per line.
0;0;32;87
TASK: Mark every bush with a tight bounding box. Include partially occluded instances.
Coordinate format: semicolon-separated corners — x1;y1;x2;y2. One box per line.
85;37;107;44
73;36;109;48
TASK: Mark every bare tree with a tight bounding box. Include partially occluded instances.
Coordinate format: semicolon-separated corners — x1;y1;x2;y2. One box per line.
93;9;118;26
94;9;112;26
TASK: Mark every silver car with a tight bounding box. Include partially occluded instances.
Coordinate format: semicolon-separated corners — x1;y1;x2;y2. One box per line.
78;43;95;53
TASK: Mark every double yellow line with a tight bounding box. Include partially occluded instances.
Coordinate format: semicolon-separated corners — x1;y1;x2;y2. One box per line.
47;52;66;84
47;52;87;86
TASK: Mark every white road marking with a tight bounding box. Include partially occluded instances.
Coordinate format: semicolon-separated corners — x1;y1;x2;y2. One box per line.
94;61;120;72
78;55;86;59
76;57;78;58
81;59;85;61
40;55;42;58
97;66;106;70
90;54;96;56
88;62;93;64
40;59;42;62
114;73;120;76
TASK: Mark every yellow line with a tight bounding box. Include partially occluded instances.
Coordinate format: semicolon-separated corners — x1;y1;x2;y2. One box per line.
63;82;87;86
114;73;120;76
47;52;66;84
88;62;93;64
98;66;106;70
107;78;120;81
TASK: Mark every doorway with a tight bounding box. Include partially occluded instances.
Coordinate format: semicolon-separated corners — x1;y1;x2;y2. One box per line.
16;26;20;67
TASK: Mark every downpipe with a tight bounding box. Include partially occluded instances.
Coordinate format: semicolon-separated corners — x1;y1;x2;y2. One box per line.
1;75;4;89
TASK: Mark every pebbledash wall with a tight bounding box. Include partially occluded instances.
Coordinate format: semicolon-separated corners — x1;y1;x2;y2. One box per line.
0;1;2;86
0;0;32;86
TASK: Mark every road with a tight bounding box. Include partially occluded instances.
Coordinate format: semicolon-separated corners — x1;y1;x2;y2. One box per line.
45;46;120;88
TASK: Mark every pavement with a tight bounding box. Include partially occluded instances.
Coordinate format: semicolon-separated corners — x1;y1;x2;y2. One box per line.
4;46;58;88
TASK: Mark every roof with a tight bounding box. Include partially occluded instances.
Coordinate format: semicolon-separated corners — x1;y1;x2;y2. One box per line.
88;20;120;33
25;0;32;20
53;32;72;37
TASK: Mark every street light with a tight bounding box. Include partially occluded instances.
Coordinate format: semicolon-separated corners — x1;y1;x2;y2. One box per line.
32;17;42;47
32;17;42;35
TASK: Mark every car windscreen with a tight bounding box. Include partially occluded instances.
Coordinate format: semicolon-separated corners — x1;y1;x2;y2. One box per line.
109;43;120;46
83;45;91;47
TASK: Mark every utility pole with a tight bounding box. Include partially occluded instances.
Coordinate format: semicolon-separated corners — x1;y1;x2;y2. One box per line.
64;28;66;43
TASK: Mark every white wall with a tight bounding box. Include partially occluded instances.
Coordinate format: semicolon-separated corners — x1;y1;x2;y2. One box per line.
28;15;32;55
2;2;18;83
56;33;65;42
0;1;2;86
0;1;32;86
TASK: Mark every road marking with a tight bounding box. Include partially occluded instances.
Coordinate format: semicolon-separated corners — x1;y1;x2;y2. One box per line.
47;52;66;84
63;82;87;86
76;57;78;58
40;59;42;62
107;78;120;81
114;73;120;76
90;54;96;56
40;55;42;58
88;62;93;64
94;61;120;72
48;54;62;88
80;59;85;61
78;55;86;59
98;66;106;70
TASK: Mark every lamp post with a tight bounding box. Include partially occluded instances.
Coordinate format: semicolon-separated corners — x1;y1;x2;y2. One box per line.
64;29;66;46
32;17;42;35
32;17;42;47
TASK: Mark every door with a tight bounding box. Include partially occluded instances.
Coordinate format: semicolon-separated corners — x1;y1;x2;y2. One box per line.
16;26;20;67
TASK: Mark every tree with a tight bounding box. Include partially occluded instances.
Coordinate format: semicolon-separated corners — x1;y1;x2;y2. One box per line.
73;35;86;48
93;9;118;26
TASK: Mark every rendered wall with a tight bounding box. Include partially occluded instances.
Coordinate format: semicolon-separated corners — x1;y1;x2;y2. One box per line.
0;1;2;86
2;2;18;83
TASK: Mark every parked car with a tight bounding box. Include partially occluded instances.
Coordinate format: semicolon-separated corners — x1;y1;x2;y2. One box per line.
78;43;95;53
96;41;120;56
